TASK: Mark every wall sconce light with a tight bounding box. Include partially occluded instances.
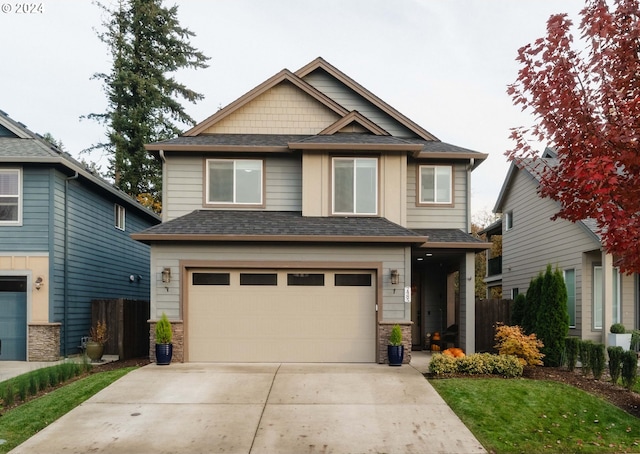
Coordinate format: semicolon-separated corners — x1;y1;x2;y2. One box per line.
129;274;142;283
161;268;171;284
34;276;44;290
390;269;399;285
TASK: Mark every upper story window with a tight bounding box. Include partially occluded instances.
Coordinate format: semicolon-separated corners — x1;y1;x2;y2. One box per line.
0;168;21;224
332;157;377;215
114;204;126;230
418;165;452;205
505;211;513;231
206;159;263;205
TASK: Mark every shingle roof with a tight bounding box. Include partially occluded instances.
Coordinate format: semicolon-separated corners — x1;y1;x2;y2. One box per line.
146;134;308;149
132;210;429;244
289;133;416;146
411;228;490;249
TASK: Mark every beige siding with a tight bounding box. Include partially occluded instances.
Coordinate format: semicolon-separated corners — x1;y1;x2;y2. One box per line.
163;155;302;221
303;71;417;137
150;243;410;322
204;81;340;134
405;161;468;229
301;152;405;224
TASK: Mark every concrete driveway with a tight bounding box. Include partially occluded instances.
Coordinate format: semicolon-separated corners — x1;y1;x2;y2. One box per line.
10;362;486;454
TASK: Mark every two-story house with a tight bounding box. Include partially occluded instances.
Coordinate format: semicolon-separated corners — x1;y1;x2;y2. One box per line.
0;110;160;361
491;148;638;344
133;57;489;363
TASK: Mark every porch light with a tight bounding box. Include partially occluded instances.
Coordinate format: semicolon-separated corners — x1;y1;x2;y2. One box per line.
162;268;171;284
390;269;400;285
34;276;44;290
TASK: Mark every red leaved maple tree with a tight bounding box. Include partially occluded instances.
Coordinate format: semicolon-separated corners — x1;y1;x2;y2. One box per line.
507;0;640;274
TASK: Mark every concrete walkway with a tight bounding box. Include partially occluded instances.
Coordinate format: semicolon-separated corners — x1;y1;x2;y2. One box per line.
9;354;486;454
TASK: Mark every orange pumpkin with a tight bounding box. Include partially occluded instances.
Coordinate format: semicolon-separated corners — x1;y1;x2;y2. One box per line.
431;344;440;351
443;347;465;358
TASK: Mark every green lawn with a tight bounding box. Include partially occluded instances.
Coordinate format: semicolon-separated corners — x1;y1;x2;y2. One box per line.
430;378;640;453
0;368;134;453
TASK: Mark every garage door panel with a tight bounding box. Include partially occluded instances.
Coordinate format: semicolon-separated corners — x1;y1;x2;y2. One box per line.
187;270;376;362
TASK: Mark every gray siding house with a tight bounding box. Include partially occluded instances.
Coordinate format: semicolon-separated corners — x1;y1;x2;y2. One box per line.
134;57;490;363
492;148;638;344
0;110;160;361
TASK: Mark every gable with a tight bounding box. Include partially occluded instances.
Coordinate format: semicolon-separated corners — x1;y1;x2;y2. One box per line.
203;81;341;135
0;123;18;137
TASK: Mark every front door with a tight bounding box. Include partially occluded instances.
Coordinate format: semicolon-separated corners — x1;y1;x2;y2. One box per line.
0;277;27;360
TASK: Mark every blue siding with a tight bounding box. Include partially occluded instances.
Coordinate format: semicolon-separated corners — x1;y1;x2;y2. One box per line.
0;167;51;251
49;171;156;355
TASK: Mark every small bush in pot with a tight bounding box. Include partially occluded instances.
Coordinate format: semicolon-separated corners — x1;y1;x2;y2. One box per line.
155;312;173;365
387;324;404;366
610;323;626;334
86;320;108;362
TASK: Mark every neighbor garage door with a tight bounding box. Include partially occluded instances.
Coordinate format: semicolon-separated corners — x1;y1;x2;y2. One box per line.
187;269;376;362
0;277;27;361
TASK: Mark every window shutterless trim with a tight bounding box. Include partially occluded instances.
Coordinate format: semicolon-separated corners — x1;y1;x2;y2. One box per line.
0;168;22;225
415;164;454;207
203;158;265;208
331;156;378;215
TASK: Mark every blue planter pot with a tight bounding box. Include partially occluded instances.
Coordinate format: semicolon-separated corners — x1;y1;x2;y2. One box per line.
155;343;173;365
387;345;404;366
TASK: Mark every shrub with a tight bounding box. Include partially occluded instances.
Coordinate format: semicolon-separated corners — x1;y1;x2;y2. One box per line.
590;343;606;380
389;324;402;346
565;337;580;371
155;312;173;344
621;350;638;390
428;353;458;375
428;352;523;378
610;323;626;334
607;346;624;384
494;324;544;366
511;293;526;326
631;330;640;350
1;380;15;407
579;340;593;377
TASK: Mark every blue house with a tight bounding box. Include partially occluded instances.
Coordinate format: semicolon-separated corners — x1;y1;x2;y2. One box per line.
0;110;160;361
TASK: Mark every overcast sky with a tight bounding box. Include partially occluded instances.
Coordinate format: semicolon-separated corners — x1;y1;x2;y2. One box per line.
1;0;585;223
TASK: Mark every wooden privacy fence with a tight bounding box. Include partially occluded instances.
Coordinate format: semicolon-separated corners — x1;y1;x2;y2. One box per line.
475;299;513;353
92;299;150;360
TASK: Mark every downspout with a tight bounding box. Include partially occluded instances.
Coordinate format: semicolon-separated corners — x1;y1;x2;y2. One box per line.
63;171;79;357
467;158;474;232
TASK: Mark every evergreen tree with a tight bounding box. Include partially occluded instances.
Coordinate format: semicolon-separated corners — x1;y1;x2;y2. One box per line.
536;265;569;367
87;0;209;205
511;293;526;327
523;272;542;334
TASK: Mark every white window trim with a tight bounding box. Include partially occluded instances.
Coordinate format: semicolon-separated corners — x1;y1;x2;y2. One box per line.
418;164;453;205
593;265;602;330
0;168;22;225
504;211;513;231
114;204;125;231
613;267;621;324
205;158;264;206
332;157;378;215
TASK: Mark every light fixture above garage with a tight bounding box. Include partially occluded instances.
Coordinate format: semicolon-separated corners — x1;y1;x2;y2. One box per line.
34;276;44;290
390;269;399;285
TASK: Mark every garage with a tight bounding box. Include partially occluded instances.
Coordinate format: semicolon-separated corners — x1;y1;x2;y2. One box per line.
0;277;27;361
186;269;377;362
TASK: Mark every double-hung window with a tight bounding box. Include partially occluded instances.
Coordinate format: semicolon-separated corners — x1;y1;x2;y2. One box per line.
419;165;452;204
332;157;377;215
114;204;125;231
0;169;21;224
206;159;263;205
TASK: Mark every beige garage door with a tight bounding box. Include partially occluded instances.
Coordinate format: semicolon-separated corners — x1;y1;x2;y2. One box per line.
187;269;376;362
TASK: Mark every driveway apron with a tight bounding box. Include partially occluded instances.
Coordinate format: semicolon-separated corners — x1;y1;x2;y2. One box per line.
9;363;486;454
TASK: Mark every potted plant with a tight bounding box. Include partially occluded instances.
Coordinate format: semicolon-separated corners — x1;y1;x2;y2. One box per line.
86;320;108;362
609;323;632;351
155;312;173;365
387;324;404;366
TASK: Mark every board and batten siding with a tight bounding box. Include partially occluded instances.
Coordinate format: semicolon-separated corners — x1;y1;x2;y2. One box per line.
405;161;468;230
500;169;601;336
151;243;410;322
163;155;302;221
0;167;51;252
302;71;416;138
50;172;153;354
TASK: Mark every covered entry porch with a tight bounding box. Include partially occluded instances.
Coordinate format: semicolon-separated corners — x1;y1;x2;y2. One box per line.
409;229;490;354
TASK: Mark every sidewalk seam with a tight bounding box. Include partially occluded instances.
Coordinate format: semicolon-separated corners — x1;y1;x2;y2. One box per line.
249;362;281;453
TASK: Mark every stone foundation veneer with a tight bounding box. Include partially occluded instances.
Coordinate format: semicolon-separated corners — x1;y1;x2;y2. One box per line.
28;323;61;361
378;321;412;364
149;320;183;363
